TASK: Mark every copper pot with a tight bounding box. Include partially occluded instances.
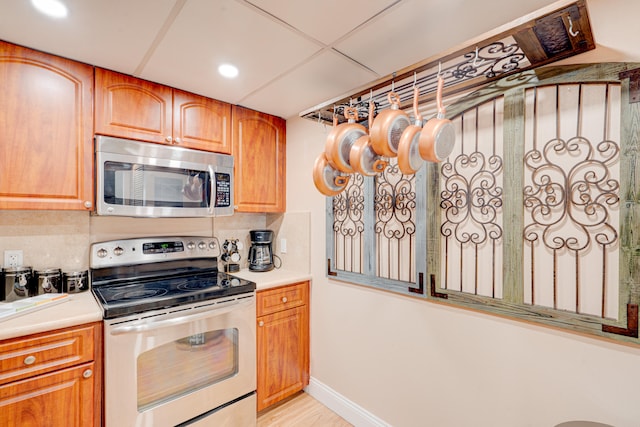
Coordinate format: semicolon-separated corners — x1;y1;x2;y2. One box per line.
397;86;424;174
313;152;350;196
349;99;388;176
369;92;410;157
419;76;455;162
324;107;367;173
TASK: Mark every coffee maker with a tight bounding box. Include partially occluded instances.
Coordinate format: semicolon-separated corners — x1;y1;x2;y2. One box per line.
248;230;274;272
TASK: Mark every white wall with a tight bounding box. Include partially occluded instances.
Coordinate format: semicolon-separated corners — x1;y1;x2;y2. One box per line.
286;2;640;423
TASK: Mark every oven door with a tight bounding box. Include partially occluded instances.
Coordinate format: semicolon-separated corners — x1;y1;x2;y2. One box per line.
104;294;256;427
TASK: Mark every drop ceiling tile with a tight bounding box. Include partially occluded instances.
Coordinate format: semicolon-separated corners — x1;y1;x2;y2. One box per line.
246;0;399;45
240;49;378;119
140;0;322;105
0;0;176;74
335;0;560;76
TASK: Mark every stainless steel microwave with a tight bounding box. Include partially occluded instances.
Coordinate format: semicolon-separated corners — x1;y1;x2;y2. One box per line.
95;135;234;218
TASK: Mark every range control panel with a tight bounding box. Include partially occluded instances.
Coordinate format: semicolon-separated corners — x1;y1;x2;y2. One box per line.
90;236;220;268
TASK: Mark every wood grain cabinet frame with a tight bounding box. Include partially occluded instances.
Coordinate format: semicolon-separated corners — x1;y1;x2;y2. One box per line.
95;67;232;154
0;322;103;427
0;40;94;210
256;281;309;411
232;105;286;213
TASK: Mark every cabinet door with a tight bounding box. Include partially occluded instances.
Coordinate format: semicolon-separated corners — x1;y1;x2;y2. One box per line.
95;67;172;144
0;362;96;427
232;106;286;212
256;305;309;411
173;89;232;154
0;41;93;210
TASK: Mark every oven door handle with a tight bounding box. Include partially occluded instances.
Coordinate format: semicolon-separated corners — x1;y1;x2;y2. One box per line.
109;297;253;335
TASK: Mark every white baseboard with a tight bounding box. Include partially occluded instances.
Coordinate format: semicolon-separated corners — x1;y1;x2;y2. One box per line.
304;377;391;427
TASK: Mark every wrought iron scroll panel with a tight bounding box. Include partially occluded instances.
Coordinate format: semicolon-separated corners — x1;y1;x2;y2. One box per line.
328;157;426;296
375;162;416;283
441;97;505;299
332;173;365;274
522;83;621;319
438;80;622;323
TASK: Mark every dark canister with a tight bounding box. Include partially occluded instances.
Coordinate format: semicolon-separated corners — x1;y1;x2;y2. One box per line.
2;266;34;302
35;268;63;294
62;270;89;293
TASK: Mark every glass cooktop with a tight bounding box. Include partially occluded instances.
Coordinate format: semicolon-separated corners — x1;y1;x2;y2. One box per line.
91;260;255;319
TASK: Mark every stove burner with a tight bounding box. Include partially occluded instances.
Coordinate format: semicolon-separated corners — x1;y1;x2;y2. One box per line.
111;288;168;301
177;279;219;291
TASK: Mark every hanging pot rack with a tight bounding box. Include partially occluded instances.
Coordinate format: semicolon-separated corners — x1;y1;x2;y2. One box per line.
300;0;595;126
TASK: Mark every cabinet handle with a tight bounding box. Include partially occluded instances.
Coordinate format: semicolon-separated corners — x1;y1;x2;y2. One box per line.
165;136;173;143
258;321;264;327
23;355;36;365
83;369;93;379
282;297;288;303
84;201;92;209
174;137;181;144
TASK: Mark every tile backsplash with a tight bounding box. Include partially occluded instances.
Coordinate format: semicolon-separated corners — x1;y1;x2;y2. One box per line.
0;210;310;274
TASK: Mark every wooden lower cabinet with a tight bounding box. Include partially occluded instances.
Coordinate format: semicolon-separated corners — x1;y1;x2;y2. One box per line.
256;282;309;411
0;362;96;427
0;322;103;427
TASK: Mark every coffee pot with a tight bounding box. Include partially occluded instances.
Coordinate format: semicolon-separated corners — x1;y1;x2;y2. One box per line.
248;230;275;272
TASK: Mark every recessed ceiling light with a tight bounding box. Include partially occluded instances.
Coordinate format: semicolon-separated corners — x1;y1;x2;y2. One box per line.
218;64;239;79
31;0;68;18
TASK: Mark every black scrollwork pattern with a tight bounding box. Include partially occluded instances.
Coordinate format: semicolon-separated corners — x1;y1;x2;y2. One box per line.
332;173;365;273
523;136;620;264
440;152;504;246
440;146;504;296
374;162;416;281
451;42;526;80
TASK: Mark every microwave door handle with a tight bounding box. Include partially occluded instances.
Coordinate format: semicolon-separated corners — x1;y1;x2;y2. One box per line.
208;165;216;215
109;297;250;336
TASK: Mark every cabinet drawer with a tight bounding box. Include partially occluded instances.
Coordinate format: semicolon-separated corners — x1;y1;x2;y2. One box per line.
0;324;96;386
257;282;308;317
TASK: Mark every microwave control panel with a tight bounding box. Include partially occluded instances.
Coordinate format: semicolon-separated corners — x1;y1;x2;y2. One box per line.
215;173;231;207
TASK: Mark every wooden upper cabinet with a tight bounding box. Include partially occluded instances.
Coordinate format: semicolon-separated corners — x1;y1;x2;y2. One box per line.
0;41;94;211
232;106;286;212
173;89;231;153
94;67;172;144
95;68;231;153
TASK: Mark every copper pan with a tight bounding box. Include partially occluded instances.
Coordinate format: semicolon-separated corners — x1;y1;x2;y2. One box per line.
419;76;455;162
369;91;411;158
349;99;388;176
324;107;367;173
397;86;424;175
313;152;350;196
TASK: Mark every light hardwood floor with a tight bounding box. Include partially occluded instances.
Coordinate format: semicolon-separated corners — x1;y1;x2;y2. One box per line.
257;392;353;427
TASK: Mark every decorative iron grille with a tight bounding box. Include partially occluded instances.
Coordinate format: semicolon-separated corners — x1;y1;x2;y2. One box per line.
523;83;621;318
440;98;505;298
332;173;365;274
374;161;416;283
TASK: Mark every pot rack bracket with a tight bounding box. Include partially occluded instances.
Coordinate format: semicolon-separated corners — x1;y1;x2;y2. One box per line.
300;0;595;125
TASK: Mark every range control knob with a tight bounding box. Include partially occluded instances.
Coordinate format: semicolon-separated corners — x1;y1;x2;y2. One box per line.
97;248;108;258
186;241;196;250
113;246;124;256
209;241;216;249
198;241;207;250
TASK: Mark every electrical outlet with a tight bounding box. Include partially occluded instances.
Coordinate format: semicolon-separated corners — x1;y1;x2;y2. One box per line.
4;250;23;267
280;238;287;254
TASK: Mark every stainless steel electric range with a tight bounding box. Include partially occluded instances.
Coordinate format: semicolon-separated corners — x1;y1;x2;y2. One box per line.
90;236;257;427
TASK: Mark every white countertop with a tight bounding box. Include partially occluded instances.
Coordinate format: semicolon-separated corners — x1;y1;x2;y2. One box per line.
232;268;311;290
0;269;311;341
0;291;103;341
